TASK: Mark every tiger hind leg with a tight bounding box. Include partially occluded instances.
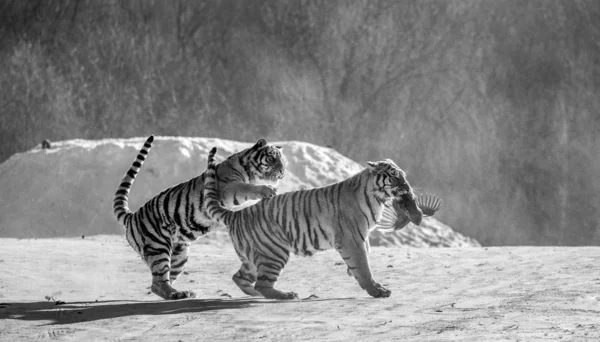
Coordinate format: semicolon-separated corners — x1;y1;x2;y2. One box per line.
169;242;190;284
144;244;196;300
253;254;298;300
232;261;262;297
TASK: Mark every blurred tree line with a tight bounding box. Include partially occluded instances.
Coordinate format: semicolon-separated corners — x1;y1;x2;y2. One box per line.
0;0;598;246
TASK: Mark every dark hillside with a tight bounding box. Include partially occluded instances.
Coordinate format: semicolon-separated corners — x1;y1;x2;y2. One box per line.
0;0;598;246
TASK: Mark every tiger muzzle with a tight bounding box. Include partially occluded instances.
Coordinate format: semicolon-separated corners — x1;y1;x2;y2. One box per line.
267;168;285;181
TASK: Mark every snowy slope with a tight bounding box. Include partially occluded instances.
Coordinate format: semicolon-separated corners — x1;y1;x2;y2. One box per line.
0;136;478;247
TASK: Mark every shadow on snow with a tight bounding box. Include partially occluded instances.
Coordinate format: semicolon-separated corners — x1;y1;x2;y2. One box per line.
0;297;354;325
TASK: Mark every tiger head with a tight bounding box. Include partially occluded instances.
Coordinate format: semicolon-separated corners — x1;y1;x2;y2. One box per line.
242;139;286;184
367;159;423;225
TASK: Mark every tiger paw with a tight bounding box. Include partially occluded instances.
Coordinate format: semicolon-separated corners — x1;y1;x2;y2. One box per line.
366;283;391;298
258;185;277;199
168;290;197;300
152;283;196;300
277;292;299;300
256;287;298;300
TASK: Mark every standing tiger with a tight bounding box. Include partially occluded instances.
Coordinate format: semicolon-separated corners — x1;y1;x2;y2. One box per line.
202;147;424;299
113;135;285;300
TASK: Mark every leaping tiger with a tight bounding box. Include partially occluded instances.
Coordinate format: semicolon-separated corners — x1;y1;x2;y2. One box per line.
202;146;424;299
113;136;286;300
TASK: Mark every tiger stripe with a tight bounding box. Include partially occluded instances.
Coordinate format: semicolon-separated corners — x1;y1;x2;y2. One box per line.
113;135;154;226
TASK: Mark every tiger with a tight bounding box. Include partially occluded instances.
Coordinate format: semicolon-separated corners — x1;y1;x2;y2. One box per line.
202;146;424;299
113;135;286;300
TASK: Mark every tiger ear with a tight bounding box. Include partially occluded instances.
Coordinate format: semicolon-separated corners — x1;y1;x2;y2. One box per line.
253;139;267;149
367;161;378;171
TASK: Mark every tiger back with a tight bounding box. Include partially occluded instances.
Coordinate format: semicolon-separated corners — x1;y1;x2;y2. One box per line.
113;136;285;300
203;146;423;299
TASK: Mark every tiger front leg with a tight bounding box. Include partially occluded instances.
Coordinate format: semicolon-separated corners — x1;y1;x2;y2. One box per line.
337;241;391;298
346;238;371;277
144;245;196;300
254;254;298;300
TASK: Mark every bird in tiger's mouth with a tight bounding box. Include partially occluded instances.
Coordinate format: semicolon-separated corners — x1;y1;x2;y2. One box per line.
395;191;423;226
377;192;443;231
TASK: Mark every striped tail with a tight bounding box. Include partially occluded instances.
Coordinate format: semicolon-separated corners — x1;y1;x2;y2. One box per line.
113;135;154;226
203;147;233;224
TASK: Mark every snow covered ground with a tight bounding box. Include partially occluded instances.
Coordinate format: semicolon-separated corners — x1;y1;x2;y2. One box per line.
1;236;599;341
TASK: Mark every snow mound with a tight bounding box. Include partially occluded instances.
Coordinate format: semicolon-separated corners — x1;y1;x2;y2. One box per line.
0;136;479;247
370;219;481;248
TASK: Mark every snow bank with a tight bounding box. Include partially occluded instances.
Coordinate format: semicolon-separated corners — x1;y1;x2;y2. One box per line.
0;136;479;247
